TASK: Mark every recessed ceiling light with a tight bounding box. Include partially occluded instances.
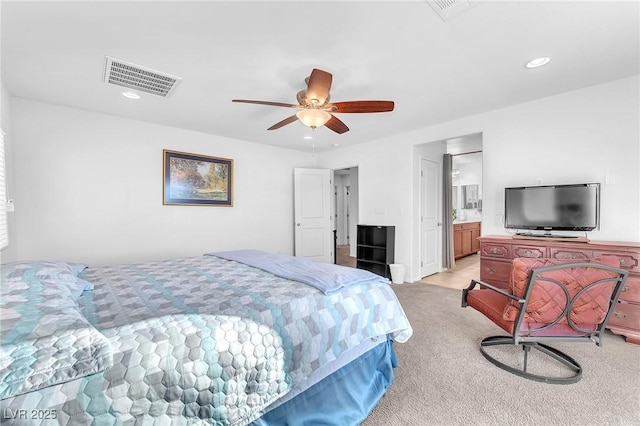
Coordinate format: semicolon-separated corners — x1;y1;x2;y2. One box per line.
332;143;340;147
122;91;141;99
303;135;313;140
525;57;551;69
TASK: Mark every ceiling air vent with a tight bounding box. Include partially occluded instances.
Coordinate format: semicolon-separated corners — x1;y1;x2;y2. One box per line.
426;0;478;22
103;56;182;97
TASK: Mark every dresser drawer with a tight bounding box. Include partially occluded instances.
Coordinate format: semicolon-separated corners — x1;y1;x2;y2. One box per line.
480;260;511;288
619;276;640;304
513;245;547;259
549;248;594;261
481;243;511;259
608;303;640;332
592;250;640;274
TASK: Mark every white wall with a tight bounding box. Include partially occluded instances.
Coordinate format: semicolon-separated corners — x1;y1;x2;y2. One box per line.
0;82;16;264
318;75;640;281
481;76;639;241
9;99;315;265
7;76;638;273
313;137;417;277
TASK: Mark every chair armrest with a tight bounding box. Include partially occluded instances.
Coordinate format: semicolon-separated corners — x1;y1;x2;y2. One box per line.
461;279;525;308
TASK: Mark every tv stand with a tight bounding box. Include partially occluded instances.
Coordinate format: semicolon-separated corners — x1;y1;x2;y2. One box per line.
479;235;640;345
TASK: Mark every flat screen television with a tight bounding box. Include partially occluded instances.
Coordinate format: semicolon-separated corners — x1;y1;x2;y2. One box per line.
504;183;600;234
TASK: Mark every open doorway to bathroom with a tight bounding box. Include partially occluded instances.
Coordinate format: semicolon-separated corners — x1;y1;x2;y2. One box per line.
413;133;482;284
334;167;358;267
439;134;483;287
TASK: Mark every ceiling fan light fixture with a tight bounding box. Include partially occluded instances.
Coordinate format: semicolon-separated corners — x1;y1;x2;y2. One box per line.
296;109;331;129
234;68;393;134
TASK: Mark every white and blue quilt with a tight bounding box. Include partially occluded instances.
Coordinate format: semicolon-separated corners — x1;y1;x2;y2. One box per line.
0;252;412;425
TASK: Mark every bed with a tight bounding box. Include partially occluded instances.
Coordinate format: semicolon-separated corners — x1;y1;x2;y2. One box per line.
0;250;412;425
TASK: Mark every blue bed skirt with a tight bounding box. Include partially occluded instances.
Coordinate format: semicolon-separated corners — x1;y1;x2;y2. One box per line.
250;337;397;426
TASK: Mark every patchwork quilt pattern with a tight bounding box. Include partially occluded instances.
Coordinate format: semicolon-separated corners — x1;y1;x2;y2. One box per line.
0;255;412;425
0;262;112;402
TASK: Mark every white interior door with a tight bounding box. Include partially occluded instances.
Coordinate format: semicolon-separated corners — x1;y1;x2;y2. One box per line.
421;158;440;277
294;168;332;262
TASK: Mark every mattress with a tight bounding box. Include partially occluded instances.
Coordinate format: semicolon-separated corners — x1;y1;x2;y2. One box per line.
0;252;412;425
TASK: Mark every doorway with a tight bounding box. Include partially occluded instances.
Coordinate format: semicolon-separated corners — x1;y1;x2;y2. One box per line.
413;133;482;282
334;167;358;267
293;168;332;262
447;134;483;279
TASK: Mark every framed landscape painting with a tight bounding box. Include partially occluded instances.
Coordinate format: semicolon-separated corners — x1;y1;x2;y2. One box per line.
163;150;233;206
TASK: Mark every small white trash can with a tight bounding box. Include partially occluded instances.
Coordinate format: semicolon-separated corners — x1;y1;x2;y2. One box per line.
389;264;405;284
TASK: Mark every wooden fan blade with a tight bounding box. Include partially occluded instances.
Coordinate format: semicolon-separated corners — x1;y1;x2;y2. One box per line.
232;99;299;108
306;69;333;106
267;115;299;130
327;100;394;113
324;115;349;134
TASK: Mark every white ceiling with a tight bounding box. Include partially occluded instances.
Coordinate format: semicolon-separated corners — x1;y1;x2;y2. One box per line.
2;1;638;152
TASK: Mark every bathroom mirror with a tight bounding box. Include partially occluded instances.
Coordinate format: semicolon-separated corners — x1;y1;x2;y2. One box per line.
462;184;479;209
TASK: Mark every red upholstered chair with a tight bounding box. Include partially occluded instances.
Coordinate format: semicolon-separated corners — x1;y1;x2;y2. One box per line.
461;256;628;384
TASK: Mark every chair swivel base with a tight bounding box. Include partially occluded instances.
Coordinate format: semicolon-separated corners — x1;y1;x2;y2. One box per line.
479;336;583;384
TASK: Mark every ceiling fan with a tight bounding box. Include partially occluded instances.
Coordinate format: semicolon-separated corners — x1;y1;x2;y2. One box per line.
232;68;394;134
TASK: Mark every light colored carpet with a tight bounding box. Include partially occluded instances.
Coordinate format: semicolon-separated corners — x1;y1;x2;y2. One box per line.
362;282;640;426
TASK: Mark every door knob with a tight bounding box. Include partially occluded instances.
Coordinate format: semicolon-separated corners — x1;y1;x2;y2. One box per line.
296;223;301;226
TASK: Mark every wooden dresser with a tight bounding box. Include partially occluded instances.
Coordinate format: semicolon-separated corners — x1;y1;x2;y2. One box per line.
478;235;640;345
